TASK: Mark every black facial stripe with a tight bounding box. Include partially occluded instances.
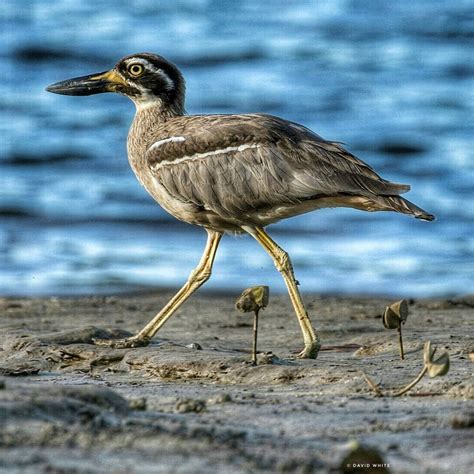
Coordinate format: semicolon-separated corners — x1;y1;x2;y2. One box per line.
116;53;185;105
141;70;173;91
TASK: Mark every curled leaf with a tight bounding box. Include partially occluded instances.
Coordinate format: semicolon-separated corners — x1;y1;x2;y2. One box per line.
427;351;450;377
383;299;408;329
423;341;450;377
235;286;269;313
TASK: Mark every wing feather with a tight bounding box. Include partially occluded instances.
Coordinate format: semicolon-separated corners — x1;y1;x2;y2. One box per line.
145;113;411;220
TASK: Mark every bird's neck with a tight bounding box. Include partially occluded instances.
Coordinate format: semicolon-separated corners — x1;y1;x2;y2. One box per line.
127;100;184;184
133;96;185;118
130;99;183;143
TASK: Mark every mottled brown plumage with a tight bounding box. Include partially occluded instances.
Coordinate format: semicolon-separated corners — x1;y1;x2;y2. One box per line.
131;113;432;232
46;53;434;358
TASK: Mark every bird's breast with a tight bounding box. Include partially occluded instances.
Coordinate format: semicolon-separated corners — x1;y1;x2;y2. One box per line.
126;131;203;226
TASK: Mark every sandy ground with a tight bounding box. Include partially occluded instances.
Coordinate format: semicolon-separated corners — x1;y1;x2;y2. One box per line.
0;291;473;473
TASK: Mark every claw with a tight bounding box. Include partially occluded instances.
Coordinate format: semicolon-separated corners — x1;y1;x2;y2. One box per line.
92;335;150;349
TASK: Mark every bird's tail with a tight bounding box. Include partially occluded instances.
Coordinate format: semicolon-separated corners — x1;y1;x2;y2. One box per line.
374;195;435;221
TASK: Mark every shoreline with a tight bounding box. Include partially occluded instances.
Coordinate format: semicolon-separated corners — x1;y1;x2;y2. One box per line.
1;292;473;473
1;286;468;300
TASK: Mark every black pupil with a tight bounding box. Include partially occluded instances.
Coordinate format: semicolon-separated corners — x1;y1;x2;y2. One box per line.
131;65;141;74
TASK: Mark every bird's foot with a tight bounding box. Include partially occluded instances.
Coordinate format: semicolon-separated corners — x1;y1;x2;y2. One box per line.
92;334;151;349
297;339;321;359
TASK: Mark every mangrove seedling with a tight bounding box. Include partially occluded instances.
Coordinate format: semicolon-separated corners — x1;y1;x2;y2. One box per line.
363;340;450;397
383;299;408;360
235;286;269;365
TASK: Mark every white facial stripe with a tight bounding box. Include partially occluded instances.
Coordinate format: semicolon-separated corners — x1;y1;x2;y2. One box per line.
125;58;174;90
149;136;186;151
151;144;261;170
155;70;174;90
125;57;154;69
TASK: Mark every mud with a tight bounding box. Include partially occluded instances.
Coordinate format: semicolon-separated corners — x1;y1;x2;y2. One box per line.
0;293;472;473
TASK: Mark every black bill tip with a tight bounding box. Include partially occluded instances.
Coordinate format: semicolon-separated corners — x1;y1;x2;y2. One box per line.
45;72;111;96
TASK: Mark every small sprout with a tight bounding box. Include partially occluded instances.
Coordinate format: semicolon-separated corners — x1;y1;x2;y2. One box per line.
235;286;269;365
383;299;408;360
363;340;450;397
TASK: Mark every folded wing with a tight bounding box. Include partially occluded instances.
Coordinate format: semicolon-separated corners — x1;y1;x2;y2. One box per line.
145;114;430;223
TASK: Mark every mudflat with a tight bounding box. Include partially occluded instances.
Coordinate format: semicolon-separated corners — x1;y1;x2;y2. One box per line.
0;292;472;473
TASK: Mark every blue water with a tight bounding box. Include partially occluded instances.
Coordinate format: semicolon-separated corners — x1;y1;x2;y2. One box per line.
1;0;473;297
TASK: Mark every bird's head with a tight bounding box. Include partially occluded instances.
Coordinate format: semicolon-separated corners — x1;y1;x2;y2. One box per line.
46;53;185;113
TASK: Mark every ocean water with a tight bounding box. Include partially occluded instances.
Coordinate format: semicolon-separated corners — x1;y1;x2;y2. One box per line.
1;0;473;297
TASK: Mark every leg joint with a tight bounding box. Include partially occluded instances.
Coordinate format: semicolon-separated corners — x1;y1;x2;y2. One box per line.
189;267;212;284
274;249;292;273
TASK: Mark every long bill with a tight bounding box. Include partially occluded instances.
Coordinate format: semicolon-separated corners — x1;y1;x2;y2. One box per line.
45;69;127;96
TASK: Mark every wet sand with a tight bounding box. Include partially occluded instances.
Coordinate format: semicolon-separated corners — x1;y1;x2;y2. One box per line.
0;292;473;473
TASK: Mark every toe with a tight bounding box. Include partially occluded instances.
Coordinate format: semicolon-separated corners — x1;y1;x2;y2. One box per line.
297;344;320;359
92;336;150;349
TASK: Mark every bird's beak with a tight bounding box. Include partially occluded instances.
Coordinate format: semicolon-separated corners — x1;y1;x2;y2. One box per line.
46;69;128;96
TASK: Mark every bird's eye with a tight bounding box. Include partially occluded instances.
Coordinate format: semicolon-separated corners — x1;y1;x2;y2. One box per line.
128;64;144;76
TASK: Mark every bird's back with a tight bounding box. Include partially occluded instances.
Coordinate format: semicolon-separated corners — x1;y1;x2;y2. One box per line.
128;111;434;231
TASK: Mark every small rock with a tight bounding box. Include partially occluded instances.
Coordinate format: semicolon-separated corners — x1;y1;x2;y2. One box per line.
257;352;278;365
186;342;202;350
0;366;40;376
212;393;232;404
242;393;256;399
175;398;206;413
339;441;390;473
129;397;147;411
451;412;474;429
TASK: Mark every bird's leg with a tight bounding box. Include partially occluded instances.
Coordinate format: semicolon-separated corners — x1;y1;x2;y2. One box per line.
93;229;222;348
244;226;320;359
136;229;222;339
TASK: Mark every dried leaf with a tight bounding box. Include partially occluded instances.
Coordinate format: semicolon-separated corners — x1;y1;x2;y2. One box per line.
383;299;408;329
427;351;450;377
235;286;269;313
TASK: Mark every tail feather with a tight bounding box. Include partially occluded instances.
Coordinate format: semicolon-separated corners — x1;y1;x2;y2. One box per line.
382;181;411;195
376;195;435;221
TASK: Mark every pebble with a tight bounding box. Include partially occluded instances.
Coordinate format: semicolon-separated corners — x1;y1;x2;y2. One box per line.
186;343;202;350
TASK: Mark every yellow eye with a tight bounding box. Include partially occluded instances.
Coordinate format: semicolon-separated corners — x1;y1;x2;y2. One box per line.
128;64;144;76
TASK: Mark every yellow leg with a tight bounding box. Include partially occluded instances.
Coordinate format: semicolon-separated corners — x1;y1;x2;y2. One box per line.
244;226;320;359
94;229;222;348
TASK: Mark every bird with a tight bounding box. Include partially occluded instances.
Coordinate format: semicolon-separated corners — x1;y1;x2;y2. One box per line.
46;52;434;359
